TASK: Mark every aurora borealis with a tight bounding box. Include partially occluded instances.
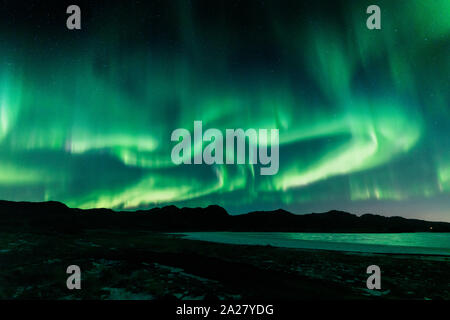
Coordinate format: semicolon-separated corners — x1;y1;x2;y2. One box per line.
0;0;449;220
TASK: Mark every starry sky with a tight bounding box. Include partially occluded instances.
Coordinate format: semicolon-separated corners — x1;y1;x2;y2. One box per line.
0;0;449;221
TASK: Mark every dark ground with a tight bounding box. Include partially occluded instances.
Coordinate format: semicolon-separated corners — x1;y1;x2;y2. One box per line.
0;229;449;300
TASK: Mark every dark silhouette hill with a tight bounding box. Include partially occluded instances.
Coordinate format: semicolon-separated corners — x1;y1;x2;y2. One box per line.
0;200;449;233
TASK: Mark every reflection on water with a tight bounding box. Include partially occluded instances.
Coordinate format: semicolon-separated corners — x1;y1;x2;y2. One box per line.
179;232;450;255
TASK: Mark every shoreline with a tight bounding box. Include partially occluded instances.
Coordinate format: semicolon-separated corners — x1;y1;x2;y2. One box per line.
172;231;450;257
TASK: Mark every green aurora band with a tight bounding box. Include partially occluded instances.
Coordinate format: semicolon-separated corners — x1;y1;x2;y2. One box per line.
0;0;449;220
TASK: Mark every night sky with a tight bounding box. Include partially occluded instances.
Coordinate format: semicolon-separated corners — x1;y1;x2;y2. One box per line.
0;0;449;221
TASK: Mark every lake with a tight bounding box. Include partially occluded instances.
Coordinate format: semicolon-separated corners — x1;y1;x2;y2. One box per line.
178;232;450;255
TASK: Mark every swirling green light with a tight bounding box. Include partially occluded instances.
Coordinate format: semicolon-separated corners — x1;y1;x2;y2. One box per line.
0;0;448;220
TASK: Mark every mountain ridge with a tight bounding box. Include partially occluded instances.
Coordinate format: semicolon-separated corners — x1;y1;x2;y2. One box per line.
0;200;449;233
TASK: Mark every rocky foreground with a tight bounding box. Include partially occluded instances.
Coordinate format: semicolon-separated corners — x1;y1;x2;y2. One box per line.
1;229;449;300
